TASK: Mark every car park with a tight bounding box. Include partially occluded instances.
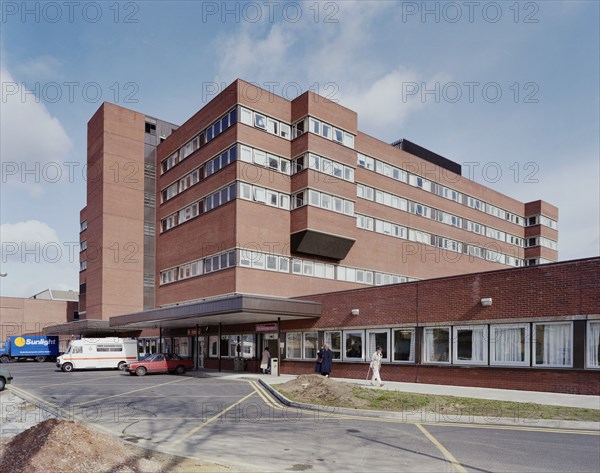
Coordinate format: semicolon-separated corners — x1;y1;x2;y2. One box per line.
0;368;13;391
126;353;193;376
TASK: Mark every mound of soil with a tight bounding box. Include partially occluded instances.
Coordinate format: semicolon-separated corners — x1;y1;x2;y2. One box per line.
1;419;164;473
277;374;369;408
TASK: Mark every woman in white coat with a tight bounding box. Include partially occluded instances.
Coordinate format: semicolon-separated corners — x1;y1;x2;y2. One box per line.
370;346;384;387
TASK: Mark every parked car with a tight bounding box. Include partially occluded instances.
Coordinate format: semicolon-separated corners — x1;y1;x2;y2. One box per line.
126;353;193;376
0;368;13;391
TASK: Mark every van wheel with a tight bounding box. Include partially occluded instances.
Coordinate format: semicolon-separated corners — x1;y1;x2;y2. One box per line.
0;355;9;364
35;356;46;363
0;378;5;391
135;366;147;376
175;365;186;375
61;363;73;372
117;361;127;371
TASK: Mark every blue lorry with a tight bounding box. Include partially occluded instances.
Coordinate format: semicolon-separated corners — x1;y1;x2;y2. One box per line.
0;335;60;363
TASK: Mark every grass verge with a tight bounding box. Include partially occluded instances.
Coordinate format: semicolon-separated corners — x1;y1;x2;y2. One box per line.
277;386;600;422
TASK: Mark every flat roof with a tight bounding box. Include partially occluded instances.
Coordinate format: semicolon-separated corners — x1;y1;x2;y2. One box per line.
109;293;322;329
43;319;132;336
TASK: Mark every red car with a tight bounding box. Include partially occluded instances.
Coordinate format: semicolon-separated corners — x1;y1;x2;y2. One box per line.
127;353;193;376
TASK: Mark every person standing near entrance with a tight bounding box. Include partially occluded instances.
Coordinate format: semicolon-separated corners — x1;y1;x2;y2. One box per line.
315;343;333;378
370;346;384;387
260;347;271;374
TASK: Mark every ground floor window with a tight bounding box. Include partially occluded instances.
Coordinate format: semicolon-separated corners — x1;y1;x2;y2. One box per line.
173;337;190;357
533;322;572;367
490;324;530;366
344;330;365;360
286;332;302;359
303;332;318;359
587;321;600;368
138;338;159;356
366;329;390;361
423;327;450;363
209;336;219;357
161;337;172;353
453;326;487;365
324;331;342;359
392;329;415;362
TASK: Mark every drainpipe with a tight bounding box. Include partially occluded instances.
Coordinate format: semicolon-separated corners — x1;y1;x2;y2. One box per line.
277;317;281;377
218;322;222;372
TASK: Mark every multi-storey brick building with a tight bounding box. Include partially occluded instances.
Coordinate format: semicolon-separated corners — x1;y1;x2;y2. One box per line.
47;79;600;394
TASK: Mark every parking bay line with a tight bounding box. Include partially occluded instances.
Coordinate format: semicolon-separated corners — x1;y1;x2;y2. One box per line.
415;423;468;473
170;390;257;445
73;377;192;407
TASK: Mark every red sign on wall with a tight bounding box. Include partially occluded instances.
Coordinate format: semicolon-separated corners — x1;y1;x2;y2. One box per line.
255;323;277;332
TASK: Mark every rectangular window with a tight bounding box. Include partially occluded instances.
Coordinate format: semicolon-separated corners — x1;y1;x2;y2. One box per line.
303;332;318;359
490;324;530;366
309;118;320;135
280;123;291;140
453;326;488;365
267;118;277;135
392;329;415;362
344;330;364;360
254;113;266;129
279;256;290;273
423;327;450;363
321;123;331;139
586;321;600;368
286;332;302;359
366;330;390;362
240;107;252;125
324;331;341;360
534;322;572;367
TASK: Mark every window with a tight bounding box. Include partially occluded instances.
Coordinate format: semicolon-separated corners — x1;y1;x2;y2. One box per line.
324;331;342;360
80;240;87;252
79;260;87;272
533;322;572;367
453;326;487;365
586;321;600;369
392;329;415;362
344;331;364;360
80;220;88;232
286;332;302;359
254;113;266;129
423;327;450;363
240;107;253;126
209;336;219;357
490;324;530;366
366;330;390;362
304;332;318;359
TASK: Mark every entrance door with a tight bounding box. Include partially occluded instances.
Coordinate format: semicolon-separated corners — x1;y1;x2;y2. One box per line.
196;337;206;369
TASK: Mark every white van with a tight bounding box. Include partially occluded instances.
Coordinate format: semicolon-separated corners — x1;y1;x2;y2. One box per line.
56;337;138;372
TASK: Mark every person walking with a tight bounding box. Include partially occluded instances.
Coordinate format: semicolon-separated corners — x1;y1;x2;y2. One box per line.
315;343;333;378
370;346;384;386
260;347;271;374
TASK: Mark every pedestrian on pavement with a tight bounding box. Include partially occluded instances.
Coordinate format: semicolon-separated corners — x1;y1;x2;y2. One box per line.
315;343;333;378
370;346;384;387
260;347;271;374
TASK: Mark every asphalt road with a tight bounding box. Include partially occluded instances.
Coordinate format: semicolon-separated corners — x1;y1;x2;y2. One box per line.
3;363;599;472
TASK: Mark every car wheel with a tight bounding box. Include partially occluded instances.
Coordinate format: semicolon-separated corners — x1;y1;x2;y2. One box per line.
35;356;46;363
135;366;147;376
61;363;73;372
117;361;127;371
0;355;9;364
175;365;186;375
0;378;5;391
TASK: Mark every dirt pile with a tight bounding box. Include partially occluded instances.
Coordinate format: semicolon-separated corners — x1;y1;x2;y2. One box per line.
1;418;164;473
277;374;369;408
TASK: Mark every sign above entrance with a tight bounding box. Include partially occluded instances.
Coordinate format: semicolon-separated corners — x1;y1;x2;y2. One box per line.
255;323;277;332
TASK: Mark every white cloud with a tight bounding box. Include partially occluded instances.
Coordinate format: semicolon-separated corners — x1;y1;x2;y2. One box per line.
0;220;78;297
0;67;73;197
13;55;63;81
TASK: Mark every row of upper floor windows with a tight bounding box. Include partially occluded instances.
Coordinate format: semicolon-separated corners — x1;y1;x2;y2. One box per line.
356;183;525;248
160;247;414;288
356;214;524;268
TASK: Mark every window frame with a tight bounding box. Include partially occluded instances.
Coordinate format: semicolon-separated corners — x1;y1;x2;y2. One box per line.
343;330;365;361
533;321;573;368
422;326;451;364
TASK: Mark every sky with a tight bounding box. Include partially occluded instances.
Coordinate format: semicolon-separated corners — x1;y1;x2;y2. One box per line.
0;0;598;297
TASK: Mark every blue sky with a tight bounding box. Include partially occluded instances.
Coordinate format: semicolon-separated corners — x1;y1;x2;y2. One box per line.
1;0;598;297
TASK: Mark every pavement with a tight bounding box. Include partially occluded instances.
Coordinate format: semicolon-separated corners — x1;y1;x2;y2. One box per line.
199;369;600;410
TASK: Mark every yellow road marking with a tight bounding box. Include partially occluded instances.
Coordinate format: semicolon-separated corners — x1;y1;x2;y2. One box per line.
74;376;191;407
249;381;284;410
416;423;468;473
172;390;257;444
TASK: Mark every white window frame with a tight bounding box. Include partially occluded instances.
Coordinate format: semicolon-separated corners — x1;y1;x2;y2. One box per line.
303;332;318;360
286;332;302;359
324;330;342;360
392;328;415;363
366;329;390;363
452;325;488;365
533;321;573;368
343;330;365;361
490;323;530;367
423;326;451;364
586;321;600;369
